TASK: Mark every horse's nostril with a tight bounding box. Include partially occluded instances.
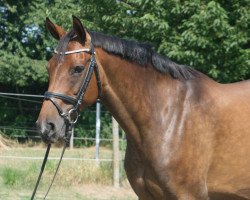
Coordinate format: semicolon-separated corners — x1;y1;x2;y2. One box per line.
48;122;55;131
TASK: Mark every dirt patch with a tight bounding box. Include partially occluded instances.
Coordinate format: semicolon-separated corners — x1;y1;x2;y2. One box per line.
0;184;137;200
72;183;137;199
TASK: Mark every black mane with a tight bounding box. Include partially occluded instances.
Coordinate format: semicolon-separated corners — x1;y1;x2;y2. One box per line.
57;30;199;80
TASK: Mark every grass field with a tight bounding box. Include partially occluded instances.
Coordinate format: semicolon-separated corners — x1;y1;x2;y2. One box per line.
0;145;137;200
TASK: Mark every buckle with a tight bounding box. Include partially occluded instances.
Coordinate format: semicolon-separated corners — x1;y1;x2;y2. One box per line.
68;108;79;124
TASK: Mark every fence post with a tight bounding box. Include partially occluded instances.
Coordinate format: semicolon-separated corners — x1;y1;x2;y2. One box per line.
95;100;101;164
120;130;125;178
70;127;74;149
112;117;120;188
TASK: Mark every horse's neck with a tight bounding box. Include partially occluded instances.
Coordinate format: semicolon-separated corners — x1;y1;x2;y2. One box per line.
97;49;189;146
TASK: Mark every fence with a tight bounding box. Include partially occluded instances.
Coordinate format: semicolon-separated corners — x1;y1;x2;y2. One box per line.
0;92;125;187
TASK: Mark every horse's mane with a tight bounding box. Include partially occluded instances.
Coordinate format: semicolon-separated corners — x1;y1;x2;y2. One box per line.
56;30;200;80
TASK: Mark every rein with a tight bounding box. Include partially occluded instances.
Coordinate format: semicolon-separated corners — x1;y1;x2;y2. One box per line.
31;44;101;200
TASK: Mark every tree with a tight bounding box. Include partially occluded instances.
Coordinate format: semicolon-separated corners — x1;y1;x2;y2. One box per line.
98;0;250;83
1;0;249;85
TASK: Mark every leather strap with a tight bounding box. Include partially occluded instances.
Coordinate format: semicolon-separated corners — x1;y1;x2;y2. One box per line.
43;142;67;199
44;92;77;105
75;50;96;107
94;63;102;99
30;144;51;200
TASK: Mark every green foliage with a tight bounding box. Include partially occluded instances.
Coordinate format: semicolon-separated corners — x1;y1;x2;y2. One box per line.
74;106;112;147
0;53;47;86
0;94;40;137
98;0;249;82
1;0;249;85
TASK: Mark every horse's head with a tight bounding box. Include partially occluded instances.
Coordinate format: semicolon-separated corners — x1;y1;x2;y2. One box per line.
36;16;101;144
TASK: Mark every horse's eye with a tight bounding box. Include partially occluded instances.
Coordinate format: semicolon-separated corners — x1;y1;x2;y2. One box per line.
73;66;84;74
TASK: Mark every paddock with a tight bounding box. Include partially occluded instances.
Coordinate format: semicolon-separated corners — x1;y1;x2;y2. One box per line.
0;145;136;200
0;93;135;200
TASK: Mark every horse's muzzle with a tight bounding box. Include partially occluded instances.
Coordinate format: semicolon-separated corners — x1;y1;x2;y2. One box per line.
36;120;59;144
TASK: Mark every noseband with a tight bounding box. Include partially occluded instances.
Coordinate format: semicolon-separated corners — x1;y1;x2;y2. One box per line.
44;44;101;129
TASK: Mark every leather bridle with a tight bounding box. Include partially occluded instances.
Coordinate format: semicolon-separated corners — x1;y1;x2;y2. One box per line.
44;44;101;128
30;44;101;200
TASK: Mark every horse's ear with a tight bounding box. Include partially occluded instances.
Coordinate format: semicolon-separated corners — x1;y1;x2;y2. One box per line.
45;18;66;40
72;15;87;43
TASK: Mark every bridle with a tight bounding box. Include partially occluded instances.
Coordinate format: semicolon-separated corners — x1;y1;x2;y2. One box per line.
31;43;101;200
44;44;101;128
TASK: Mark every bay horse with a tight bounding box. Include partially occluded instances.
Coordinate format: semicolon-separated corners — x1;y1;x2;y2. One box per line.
36;16;250;200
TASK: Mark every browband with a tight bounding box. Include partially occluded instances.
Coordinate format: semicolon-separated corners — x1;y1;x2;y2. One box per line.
54;48;93;55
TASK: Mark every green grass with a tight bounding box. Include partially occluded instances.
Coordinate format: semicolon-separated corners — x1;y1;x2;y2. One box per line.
1;152;115;187
2;168;25;186
0;146;136;200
